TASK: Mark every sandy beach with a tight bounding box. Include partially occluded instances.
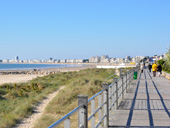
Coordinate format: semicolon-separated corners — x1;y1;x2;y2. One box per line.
0;74;44;85
0;65;95;85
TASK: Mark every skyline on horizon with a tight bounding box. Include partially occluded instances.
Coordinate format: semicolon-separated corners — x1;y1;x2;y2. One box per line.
0;53;165;61
0;0;170;60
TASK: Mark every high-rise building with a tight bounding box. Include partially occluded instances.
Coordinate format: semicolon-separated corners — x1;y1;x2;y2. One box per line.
100;55;109;63
89;56;101;63
125;56;131;60
49;58;53;61
15;56;19;61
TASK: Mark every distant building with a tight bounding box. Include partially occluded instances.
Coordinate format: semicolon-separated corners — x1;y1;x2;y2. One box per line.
54;59;60;63
9;60;15;63
110;58;116;63
89;56;101;63
75;59;83;63
132;56;143;63
2;59;9;63
49;58;53;61
115;58;124;63
82;59;89;63
19;60;23;63
124;56;130;63
33;59;41;63
100;55;109;63
66;59;76;63
15;56;19;61
23;60;28;63
60;59;66;63
125;56;131;60
159;55;164;60
41;59;48;63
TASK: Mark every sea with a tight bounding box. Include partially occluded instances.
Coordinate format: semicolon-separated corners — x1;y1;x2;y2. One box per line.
0;63;84;71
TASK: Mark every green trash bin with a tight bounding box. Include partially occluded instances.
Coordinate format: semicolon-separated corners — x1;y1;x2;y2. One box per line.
134;71;137;79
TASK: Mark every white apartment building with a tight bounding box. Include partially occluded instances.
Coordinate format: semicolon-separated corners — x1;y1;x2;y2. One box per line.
89;56;101;63
100;55;109;63
116;58;124;63
60;59;66;63
110;58;116;63
2;59;9;63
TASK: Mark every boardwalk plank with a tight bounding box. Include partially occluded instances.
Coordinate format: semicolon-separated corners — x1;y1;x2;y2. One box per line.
109;69;170;127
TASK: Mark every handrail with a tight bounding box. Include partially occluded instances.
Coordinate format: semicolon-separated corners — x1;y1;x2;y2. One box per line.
108;83;114;87
104;73;116;81
48;105;82;128
48;66;140;128
88;90;104;102
88;102;106;121
95;114;106;128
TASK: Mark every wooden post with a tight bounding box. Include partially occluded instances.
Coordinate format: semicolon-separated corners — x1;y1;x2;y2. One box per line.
113;78;118;109
103;83;109;127
78;95;88;128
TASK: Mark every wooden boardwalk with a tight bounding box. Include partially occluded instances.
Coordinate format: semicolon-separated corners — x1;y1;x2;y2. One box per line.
109;69;170;128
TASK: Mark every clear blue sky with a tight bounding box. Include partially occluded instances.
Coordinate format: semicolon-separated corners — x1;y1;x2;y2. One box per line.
0;0;170;60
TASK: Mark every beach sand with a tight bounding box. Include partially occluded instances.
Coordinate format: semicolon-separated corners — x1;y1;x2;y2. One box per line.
0;65;95;85
0;74;44;85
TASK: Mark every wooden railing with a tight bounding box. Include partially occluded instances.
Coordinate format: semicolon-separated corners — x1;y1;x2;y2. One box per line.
48;66;140;128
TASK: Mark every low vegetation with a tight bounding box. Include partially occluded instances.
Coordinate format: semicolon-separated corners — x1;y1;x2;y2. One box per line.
158;48;170;73
34;68;116;128
0;68;116;128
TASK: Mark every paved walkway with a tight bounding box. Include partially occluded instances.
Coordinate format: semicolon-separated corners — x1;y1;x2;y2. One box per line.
109;69;170;127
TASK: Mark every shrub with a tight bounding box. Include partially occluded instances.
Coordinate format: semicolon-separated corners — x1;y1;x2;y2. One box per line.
158;59;165;66
163;48;170;72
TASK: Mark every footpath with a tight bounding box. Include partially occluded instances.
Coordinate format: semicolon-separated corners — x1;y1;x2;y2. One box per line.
14;86;65;128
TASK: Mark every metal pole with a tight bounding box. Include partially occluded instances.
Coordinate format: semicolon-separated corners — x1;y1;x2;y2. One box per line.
78;95;88;128
126;72;128;93
103;83;109;128
126;71;129;86
109;86;112;118
98;94;102;128
112;80;115;112
91;99;95;128
119;68;122;76
130;71;132;84
113;78;118;109
121;75;124;99
64;117;71;128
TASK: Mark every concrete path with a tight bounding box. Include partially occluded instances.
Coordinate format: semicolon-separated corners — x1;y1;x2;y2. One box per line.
109;69;170;127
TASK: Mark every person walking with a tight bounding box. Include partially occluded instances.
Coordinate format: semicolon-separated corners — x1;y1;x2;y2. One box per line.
157;64;162;77
140;63;144;73
148;63;152;73
152;61;158;77
144;62;146;69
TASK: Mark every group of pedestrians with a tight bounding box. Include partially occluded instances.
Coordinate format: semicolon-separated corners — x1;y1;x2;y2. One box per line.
140;61;162;77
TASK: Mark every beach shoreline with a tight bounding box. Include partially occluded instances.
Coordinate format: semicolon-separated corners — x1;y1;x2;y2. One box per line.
0;65;95;85
0;62;95;71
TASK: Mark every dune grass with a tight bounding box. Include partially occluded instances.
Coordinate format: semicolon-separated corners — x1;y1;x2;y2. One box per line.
33;68;116;128
0;71;83;128
0;68;115;128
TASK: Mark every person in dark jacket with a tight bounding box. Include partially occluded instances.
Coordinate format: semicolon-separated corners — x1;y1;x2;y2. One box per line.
148;63;152;72
157;64;162;77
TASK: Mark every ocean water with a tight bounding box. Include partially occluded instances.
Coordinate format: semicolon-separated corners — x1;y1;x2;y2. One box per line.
0;63;84;71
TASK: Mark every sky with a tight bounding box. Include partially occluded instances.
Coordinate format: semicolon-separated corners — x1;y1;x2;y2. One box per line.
0;0;170;60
